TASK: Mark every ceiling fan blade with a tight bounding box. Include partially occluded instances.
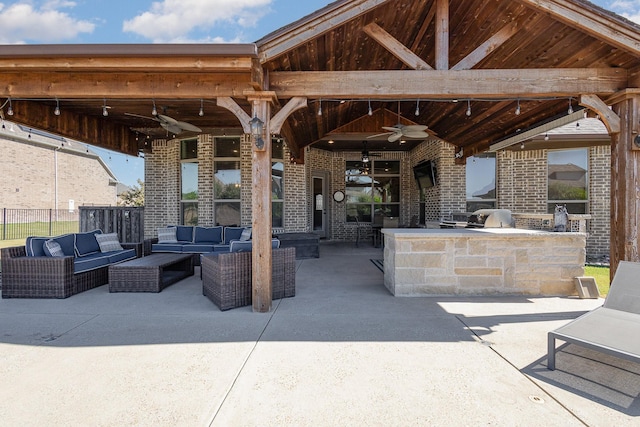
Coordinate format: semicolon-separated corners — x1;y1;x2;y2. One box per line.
176;121;202;133
157;114;179;125
403;125;428;132
381;126;401;132
403;130;429;138
367;132;393;139
388;133;403;142
124;112;159;122
160;122;185;134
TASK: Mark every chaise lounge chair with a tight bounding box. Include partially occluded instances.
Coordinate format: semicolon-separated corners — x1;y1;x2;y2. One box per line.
547;261;640;370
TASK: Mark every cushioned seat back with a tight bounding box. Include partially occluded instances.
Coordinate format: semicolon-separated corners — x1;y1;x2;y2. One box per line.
604;261;640;314
74;230;103;256
194;226;223;244
172;225;194;243
223;227;245;245
25;237;49;257
50;234;76;256
229;240;252;252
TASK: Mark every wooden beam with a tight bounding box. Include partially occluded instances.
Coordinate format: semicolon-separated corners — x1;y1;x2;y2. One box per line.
0;57;254;72
452;22;519;71
257;0;393;62
269;68;628;98
363;23;433;70
270;97;308;134
435;0;449;70
517;0;640;56
579;94;621;134
250;98;273;312
0;72;254;98
216;97;252;133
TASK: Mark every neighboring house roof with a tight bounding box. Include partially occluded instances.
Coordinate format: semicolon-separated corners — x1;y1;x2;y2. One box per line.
0;120;119;183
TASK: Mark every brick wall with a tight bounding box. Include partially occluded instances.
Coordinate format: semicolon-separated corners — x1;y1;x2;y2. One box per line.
1;137;118;209
143;133;611;260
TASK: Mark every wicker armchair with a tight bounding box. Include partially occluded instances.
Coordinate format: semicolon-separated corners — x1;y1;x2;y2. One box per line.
1;243;142;299
201;247;296;311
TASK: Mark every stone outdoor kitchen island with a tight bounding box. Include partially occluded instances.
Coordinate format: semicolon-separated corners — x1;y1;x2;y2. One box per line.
382;228;586;296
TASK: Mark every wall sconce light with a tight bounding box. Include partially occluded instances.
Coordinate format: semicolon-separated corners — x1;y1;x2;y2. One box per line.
249;115;265;150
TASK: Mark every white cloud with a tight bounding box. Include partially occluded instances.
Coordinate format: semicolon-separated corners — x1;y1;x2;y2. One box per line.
122;0;272;43
0;1;94;43
609;0;640;23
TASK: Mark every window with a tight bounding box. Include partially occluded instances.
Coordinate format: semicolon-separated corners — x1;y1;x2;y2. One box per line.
345;160;400;222
548;148;588;214
272;138;285;228
180;139;198;225
466;153;496;212
213;137;241;226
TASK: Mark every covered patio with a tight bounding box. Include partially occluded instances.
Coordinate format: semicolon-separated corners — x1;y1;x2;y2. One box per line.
2;0;640;311
0;242;637;425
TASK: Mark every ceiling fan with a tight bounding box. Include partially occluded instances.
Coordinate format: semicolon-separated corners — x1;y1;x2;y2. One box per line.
361;141;381;163
368;102;429;142
125;112;202;134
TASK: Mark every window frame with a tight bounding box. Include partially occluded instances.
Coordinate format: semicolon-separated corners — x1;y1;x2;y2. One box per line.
345;159;400;223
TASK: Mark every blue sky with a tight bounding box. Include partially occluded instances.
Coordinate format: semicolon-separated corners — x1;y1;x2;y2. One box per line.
1;0;638;186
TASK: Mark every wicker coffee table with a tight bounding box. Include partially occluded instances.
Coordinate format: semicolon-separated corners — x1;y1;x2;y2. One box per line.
109;253;194;293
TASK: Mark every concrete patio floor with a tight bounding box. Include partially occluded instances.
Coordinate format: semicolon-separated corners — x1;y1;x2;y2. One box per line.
0;241;638;426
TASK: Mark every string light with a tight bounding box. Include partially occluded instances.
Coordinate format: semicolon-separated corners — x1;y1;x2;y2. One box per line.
152;99;157;116
415;99;420;116
466;100;472;117
544;133;549;141
567;98;574;115
102;98;109;116
317;99;322;116
520;141;525;149
54;98;61;116
368;99;373;116
199;99;204;117
7;97;13;116
515;99;521;116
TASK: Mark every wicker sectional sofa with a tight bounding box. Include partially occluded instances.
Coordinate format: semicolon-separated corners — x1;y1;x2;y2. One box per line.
1;230;141;299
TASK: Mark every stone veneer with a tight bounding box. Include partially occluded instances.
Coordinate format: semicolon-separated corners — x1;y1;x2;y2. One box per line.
383;228;586;296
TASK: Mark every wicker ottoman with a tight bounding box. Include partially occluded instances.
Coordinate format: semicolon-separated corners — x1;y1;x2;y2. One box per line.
201;247;296;311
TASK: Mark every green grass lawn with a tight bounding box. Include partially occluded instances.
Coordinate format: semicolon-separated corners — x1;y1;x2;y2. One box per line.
584;265;610;297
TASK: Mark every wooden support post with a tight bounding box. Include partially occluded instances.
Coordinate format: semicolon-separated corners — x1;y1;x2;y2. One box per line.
609;94;640;279
435;0;449;71
246;92;276;313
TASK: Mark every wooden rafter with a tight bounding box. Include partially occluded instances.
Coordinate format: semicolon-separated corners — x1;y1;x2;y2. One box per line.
257;0;393;63
269;68;627;98
517;0;640;55
435;0;449;70
363;23;433;70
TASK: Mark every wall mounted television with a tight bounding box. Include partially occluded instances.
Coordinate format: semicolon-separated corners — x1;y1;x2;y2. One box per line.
413;160;437;191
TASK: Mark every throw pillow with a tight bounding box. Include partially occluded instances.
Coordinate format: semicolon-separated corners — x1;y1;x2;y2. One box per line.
43;239;65;257
157;227;178;243
95;233;124;253
240;227;252;241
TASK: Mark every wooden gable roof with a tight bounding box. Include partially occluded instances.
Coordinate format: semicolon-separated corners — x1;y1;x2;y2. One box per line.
258;0;640;157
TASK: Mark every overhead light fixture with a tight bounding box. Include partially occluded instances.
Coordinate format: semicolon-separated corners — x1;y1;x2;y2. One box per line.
7;97;13;116
567;98;574;115
515;99;521;116
368;99;373;116
152;99;158;116
466;100;472;117
415;99;420;116
199;99;204;117
328;139;334;144
249;115;265;150
317;99;322;116
54;98;61;116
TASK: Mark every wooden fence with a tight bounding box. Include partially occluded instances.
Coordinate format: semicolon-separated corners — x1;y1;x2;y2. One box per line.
79;206;144;243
